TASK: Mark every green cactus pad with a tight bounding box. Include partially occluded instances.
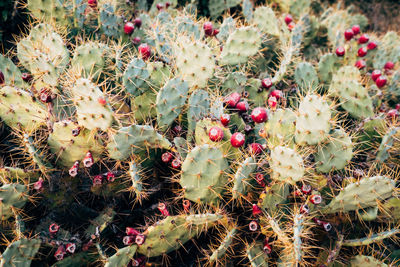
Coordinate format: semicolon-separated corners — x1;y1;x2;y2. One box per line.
376;127;400;163
0;85;47;131
260;183;290;213
188;89;210;134
85;207;116;239
294;62;319;91
295;94;331;145
104;245;137;267
122;58;150;96
138;213;223;257
0;54;25;87
208;0;241;18
323;176;395;214
349;255;388;267
156;77;189;128
315;128;353;173
176;41;215;88
264;108;296;148
269;146;305;183
220;27;261;65
246;242;269;267
70;42;111;79
27;0;70;26
48;120;104;168
232;157;257;199
0;183;28;220
372;31;400;69
70;78;114;131
99;3;124;39
217;17;236;41
209;227;237;262
129;161;144;194
106;125;172;160
318;53;341;84
252;6;280;37
0;238;41;267
23;134;54;171
131;90;157;122
180;144;229;204
17;23;69;86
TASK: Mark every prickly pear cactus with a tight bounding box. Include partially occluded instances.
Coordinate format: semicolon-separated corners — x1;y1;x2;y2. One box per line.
0;1;399;266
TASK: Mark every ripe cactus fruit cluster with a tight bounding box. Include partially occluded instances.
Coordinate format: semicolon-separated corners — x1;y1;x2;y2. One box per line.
0;0;400;266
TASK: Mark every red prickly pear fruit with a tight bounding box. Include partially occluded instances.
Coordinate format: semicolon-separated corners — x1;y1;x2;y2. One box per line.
0;70;4;85
225;92;241;107
249;143;264;155
161;152;173;163
165;1;171;8
268;96;277;109
98;97;106;106
209;126;224;142
371;70;382;81
132;256;146;267
249;220;258;231
395;104;400;110
263;239;272;254
300;204;309;214
40;88;52;103
49;223;60;234
123;235;135;245
212;28;219;36
135;234;146;245
132;37;141;45
71;127;81;137
156;3;164;10
387;109;399;119
126;227;141;236
322;221;332;232
134;18;142;28
69;161;79;177
203;22;213;36
351;24;360;35
236;101;249;112
344;29;354;41
83;152;94;168
335;46;345;57
54;245;66;261
384;61;395;70
284;14;293;25
171;158;181;169
310;194;322;205
313;217;322;225
358;34;369;44
34;178;44;190
251;107;268;123
87;0;97;8
375;75;387;88
252;204;262;216
92;175;103;186
261;78;273;89
106;172;116;182
220;114;230;126
367;41;377;50
138;43;151;60
124;22;135;35
158;202;170;216
183;199;190;212
255;173;265;187
21;72;32;82
301;184;312;195
270;89;283;100
357;47;368;57
355;59;366;69
287;22;295;31
66;243;76;254
230;132;245;148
